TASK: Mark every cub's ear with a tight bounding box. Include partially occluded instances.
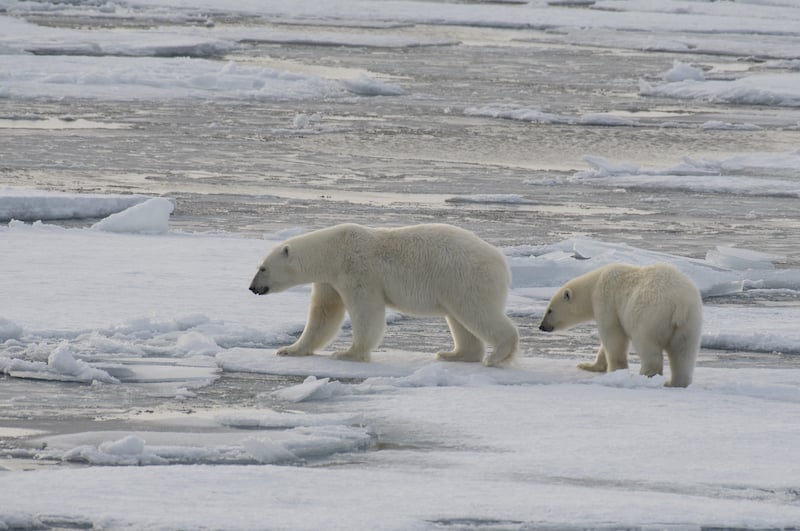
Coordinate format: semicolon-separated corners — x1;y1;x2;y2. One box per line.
282;245;290;257
563;288;572;302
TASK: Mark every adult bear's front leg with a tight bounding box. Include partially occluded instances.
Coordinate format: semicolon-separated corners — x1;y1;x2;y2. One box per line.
277;282;345;357
331;292;386;362
577;345;609;372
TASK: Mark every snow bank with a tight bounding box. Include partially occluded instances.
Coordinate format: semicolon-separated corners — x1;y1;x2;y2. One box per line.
662;60;705;82
0;56;350;101
37;424;372;466
564;152;800;198
703;306;800;355
91;197;175;234
464;104;570;124
1;343;118;384
0;188;150;221
47;344;119;384
0;54;408;101
273;375;352;402
341;74;405;96
641;73;800;107
216;410;363;429
464;105;644;127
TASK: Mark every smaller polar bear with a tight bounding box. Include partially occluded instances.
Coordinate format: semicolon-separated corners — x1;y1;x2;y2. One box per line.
249;223;519;367
539;262;702;387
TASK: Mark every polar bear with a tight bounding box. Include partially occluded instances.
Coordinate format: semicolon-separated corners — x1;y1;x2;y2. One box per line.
249;223;519;367
538;262;702;387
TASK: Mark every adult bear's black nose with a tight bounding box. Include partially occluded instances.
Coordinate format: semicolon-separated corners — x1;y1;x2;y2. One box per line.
539;323;553;332
249;285;269;295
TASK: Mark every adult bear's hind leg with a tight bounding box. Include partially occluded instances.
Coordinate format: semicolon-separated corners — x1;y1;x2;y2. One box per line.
437;315;485;363
476;314;519;368
277;282;345;357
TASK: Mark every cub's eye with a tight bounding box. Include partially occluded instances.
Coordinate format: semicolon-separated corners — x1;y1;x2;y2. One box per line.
547;309;552;314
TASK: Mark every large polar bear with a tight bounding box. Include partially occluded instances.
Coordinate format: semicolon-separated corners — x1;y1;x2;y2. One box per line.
249;223;519;367
538;262;702;387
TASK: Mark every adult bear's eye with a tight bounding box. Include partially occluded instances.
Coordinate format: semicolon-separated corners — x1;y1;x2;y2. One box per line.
259;267;266;273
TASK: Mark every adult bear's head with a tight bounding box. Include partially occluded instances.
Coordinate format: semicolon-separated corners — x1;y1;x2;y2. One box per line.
249;243;296;295
249;224;358;296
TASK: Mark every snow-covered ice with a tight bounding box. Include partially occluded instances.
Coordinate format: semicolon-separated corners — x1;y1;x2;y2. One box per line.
2;0;800;528
91;197;174;234
0;187;150;221
2;192;800;527
641;73;800;107
556;151;800;198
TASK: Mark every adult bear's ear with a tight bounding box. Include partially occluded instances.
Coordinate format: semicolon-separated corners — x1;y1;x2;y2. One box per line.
282;245;290;257
563;288;572;302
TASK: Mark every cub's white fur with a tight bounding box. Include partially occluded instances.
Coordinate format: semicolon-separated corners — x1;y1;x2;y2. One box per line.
539;262;702;387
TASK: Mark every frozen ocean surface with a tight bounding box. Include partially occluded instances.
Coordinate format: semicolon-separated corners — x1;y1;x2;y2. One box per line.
1;0;800;529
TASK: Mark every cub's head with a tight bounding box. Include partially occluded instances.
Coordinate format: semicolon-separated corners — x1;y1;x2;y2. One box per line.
539;286;575;332
539;284;586;332
249;243;297;295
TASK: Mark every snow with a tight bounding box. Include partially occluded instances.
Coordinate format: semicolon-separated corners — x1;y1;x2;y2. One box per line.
46;343;120;384
3;0;800;528
91;197;175;234
3;192;798;369
2;0;799;106
558;152;800;198
641;73;800;107
3;367;800;528
663;60;706;82
340;74;405;96
464;104;571;125
0;187;151;221
5;175;799;529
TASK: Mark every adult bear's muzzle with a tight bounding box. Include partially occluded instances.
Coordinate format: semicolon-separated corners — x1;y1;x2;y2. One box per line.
249;284;269;295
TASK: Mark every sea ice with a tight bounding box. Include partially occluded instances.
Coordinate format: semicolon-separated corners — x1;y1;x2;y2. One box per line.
91;197;175;234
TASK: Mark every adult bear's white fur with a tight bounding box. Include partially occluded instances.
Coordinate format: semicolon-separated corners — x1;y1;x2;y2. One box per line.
539;262;702;387
249;223;519;367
